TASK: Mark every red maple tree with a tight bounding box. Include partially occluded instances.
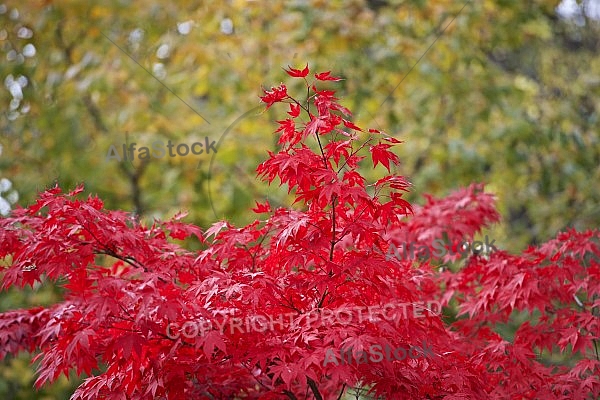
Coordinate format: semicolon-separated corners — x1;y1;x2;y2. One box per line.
1;65;598;399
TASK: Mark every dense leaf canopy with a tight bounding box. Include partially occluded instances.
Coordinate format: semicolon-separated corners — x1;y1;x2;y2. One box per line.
0;63;599;399
0;0;599;398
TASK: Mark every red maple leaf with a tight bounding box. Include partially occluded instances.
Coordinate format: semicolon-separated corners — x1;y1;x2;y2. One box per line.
260;84;288;109
315;71;343;81
370;142;399;172
284;64;309;78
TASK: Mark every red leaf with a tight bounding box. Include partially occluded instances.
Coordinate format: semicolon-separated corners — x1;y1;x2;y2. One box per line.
202;331;227;357
314;71;343;81
252;200;272;214
370;143;399;172
205;220;230;240
260;84;288;109
288;103;301;118
285;64;309;78
114;333;144;359
342;118;363;131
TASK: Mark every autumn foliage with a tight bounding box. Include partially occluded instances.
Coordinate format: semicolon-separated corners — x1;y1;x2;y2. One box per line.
1;66;599;399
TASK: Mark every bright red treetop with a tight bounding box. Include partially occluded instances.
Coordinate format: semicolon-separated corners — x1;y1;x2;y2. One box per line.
0;65;598;399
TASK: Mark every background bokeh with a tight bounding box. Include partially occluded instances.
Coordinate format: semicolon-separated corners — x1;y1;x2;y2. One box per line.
1;0;599;397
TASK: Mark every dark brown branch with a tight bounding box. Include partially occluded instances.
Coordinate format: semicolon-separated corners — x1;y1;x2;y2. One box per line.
307;377;323;400
82;94;109;133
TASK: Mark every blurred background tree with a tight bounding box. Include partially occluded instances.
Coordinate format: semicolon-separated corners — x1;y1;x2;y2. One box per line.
1;0;599;398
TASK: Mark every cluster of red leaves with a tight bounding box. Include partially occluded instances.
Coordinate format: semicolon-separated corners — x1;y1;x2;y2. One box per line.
0;65;598;399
